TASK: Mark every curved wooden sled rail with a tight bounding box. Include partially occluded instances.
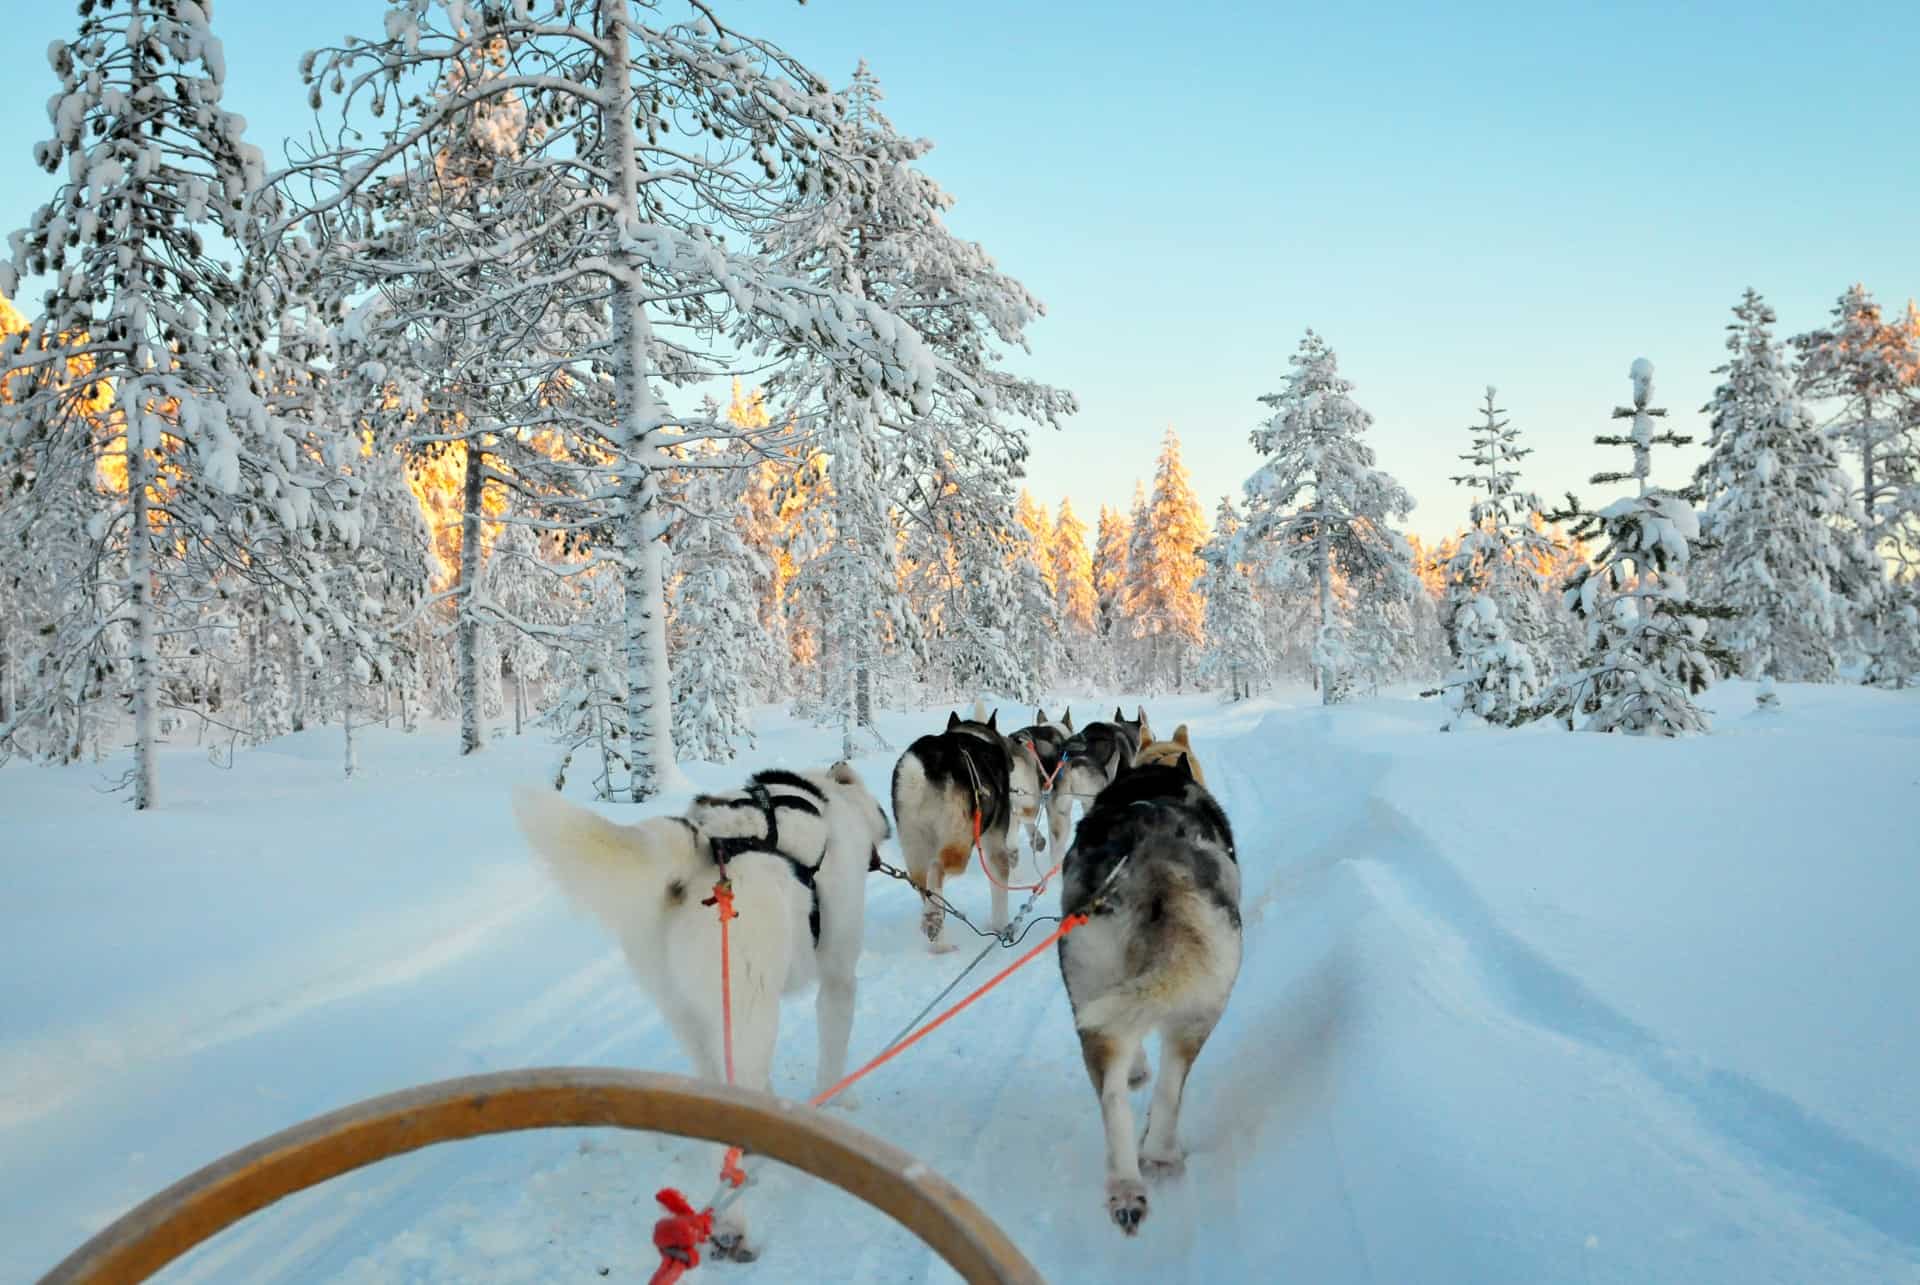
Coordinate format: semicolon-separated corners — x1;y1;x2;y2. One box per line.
38;1066;1043;1285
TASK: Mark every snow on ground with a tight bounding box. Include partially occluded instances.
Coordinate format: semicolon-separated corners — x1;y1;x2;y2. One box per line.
3;682;1918;1283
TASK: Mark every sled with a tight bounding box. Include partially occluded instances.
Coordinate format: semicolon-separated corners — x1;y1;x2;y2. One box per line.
37;1066;1042;1285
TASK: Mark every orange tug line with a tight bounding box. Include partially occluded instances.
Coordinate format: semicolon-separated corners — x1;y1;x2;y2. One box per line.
651;860;1084;1284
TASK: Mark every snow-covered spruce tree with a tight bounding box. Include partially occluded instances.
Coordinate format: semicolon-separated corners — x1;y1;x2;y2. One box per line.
1539;360;1731;735
0;3;369;807
666;434;773;763
478;513;563;737
1238;331;1417;705
545;568;630;800
1435;387;1558;728
1198;496;1272;700
295;5;944;801
1792;285;1920;685
900;460;1051;703
1694;290;1879;689
1125;428;1208;690
1051;499;1098;638
1016;490;1059;597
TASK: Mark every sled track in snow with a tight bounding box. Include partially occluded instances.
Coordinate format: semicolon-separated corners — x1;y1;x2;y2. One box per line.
1350;795;1920;1254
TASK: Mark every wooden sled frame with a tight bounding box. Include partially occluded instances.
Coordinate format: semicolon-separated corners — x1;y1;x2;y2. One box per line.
38;1067;1043;1285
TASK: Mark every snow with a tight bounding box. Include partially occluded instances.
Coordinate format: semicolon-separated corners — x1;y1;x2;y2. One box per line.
3;683;1918;1283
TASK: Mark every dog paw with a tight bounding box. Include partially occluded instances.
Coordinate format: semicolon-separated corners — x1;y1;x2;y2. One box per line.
1107;1178;1149;1236
710;1213;759;1263
1141;1150;1186;1180
929;941;959;956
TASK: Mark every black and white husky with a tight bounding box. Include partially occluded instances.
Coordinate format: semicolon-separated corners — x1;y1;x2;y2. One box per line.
1007;707;1073;854
511;763;890;1260
890;705;1017;952
1045;706;1152;854
1056;755;1241;1236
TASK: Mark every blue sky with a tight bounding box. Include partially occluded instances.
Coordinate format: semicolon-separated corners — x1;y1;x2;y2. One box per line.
2;1;1915;539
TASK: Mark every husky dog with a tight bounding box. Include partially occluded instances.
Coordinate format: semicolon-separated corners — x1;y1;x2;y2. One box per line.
1007;707;1073;854
511;763;890;1260
1045;706;1152;854
1056;757;1240;1236
891;705;1017;952
1132;723;1206;785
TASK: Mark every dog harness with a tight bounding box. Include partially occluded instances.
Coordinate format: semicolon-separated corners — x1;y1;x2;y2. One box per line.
703;779;827;945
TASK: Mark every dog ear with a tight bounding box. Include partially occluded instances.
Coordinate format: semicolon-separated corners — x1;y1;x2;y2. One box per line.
987;709;999;730
1062;707;1074;731
830;761;859;786
1113;706;1124;722
1135;705;1148;724
1175;753;1193;780
947;710;960;729
1174;724;1190;747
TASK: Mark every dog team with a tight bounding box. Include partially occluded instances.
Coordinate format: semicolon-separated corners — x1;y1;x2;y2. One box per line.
512;701;1240;1253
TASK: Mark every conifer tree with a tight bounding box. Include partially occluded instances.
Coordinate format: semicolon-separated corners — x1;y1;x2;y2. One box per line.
1016;490;1059;596
1093;503;1132;642
1437;387;1557;727
1541;360;1730;734
1198;497;1272;700
1792;285;1920;686
1238;331;1417;704
1695;290;1879;689
1051;499;1098;636
1127;429;1208;688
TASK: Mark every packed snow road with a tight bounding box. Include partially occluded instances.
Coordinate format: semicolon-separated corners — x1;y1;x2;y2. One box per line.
3;684;1916;1282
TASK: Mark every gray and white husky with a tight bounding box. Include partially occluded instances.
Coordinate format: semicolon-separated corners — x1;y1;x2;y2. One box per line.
1056;755;1240;1236
1045;706;1152;855
511;763;890;1260
890;704;1017;952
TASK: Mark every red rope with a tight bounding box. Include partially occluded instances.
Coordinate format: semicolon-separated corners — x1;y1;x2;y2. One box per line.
974;806;1061;893
648;877;1092;1281
701;879;739;1086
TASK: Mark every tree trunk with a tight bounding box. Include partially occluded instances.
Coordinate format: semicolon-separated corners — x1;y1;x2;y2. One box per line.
602;0;679;801
1314;519;1334;706
340;639;357;780
127;389;159;810
289;630;306;733
458;438;486;756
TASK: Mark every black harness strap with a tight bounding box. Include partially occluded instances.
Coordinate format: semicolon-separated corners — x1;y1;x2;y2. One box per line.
705;781;827;945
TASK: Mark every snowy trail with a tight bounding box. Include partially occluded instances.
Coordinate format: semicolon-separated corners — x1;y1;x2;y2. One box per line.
5;688;1918;1282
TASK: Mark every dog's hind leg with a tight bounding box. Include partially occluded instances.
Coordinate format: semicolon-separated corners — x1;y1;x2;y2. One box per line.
920;861;958;954
1139;1018;1216;1179
812;960;857;1104
1079;1027;1150;1235
986;835;1014;933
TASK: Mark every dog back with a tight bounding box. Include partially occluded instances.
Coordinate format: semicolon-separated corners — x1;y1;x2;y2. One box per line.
894;725;1014;832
